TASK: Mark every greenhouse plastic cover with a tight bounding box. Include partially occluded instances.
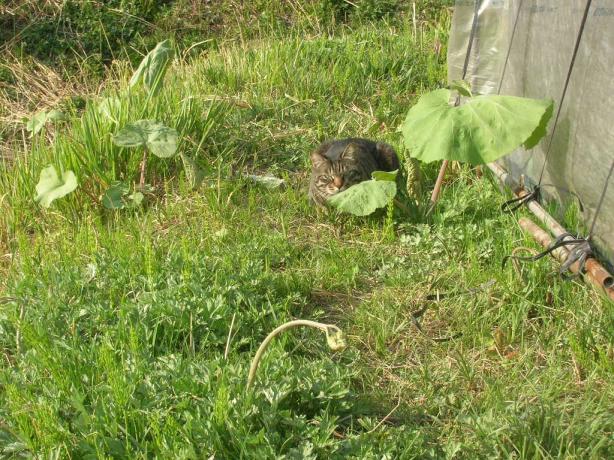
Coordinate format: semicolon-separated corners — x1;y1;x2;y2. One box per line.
447;0;614;267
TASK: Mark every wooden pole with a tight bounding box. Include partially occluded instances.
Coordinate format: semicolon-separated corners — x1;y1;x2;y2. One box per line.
430;160;449;208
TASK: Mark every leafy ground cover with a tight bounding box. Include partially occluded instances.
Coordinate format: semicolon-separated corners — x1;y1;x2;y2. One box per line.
1;2;613;458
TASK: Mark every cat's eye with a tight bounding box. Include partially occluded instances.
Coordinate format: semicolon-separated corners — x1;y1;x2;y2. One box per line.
319;175;332;183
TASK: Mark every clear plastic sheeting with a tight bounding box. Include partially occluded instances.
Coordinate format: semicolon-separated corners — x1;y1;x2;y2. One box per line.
448;0;614;266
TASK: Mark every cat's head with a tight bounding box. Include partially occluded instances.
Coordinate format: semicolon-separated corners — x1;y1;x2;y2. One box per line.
310;143;370;203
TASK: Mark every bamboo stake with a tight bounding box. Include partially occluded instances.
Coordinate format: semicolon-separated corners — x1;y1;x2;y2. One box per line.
429;160;449;209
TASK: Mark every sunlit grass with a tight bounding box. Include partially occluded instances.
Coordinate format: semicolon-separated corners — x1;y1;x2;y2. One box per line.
1;4;612;458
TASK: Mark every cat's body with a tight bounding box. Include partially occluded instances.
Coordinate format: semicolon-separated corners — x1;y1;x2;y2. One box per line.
308;138;399;206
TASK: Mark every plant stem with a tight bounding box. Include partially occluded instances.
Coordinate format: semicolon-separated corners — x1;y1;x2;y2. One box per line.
139;147;148;189
429;159;448;212
393;197;412;215
246;320;342;390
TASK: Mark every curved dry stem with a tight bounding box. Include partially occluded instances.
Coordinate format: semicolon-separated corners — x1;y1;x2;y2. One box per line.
246;319;345;391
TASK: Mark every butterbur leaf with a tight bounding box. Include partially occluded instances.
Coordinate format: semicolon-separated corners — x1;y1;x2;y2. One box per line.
102;182;128;209
46;109;67;122
25;112;48;135
113;120;178;158
113;123;148;148
449;79;473;97
328;180;397;216
371;169;398;182
102;182;143;209
146;124;178;158
129;39;174;96
34;165;78;208
400;89;554;165
25;110;66;136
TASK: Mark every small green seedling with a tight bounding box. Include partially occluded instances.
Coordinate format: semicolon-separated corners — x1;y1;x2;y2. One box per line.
101;182;144;210
110;119;178;206
24;109;67;136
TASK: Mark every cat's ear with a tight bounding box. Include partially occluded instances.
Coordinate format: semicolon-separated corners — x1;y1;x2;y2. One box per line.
310;150;329;169
340;143;359;160
376;142;400;171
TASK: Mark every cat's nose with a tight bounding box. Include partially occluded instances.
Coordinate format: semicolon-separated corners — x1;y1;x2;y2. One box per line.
333;175;344;188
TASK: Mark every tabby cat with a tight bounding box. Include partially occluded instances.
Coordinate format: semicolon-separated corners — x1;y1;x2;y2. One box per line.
308;138;399;206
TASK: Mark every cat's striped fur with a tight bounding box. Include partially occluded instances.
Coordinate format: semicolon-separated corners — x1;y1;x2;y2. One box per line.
308;138;399;206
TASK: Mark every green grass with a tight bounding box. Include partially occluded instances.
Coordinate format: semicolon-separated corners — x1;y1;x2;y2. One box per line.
1;5;613;459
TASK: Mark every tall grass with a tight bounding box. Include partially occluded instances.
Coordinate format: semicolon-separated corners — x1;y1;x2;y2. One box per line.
1;16;447;246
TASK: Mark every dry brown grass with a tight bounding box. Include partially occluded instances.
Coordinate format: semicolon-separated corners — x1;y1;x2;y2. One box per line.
0;51;126;161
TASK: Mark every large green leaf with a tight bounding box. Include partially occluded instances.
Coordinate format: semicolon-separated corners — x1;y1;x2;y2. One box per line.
328;180;397;216
113;120;178;158
400;89;553;165
34;165;78;208
129;39;174;96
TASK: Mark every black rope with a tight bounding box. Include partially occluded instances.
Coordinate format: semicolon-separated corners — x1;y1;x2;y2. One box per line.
537;0;593;186
501;187;540;213
497;0;525;94
502;232;591;279
410;279;495;342
424;279;496;301
503;161;614;281
501;184;584;214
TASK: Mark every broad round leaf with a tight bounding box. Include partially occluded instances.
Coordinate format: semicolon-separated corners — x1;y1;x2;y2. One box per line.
400;89;554;165
102;182;129;209
34;165;78;208
113;120;178;158
328;180;397;216
46;109;67;122
146;124;178;158
25;111;49;135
